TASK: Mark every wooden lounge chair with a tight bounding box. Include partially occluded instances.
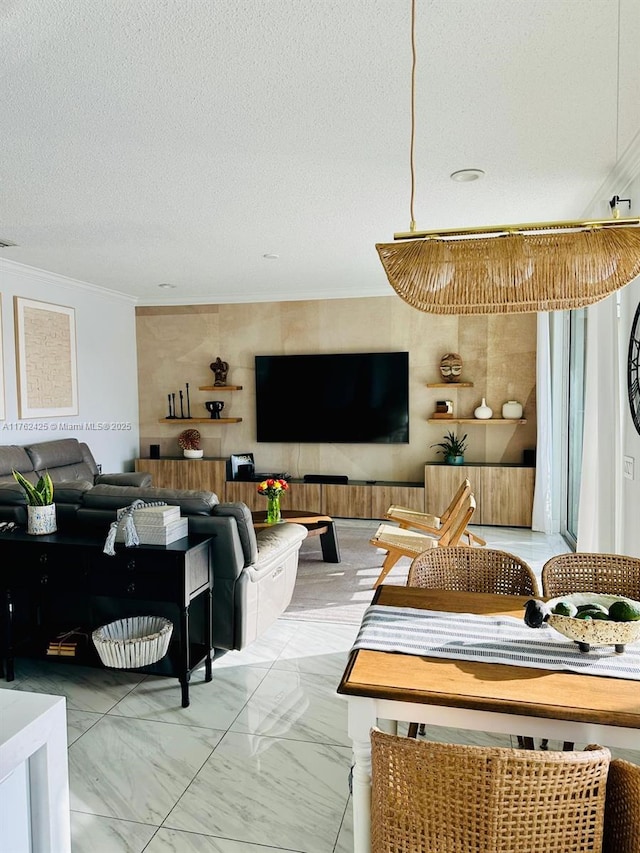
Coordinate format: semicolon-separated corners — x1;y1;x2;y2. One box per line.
386;477;486;546
370;729;610;853
369;493;477;588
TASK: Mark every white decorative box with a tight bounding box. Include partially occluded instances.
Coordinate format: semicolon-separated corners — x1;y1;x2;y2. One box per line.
116;517;189;545
117;505;181;525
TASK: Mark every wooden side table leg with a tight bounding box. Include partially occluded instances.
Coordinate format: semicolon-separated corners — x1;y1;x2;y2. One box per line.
320;523;341;563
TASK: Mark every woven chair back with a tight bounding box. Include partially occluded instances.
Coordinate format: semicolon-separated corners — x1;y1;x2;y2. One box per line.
408;546;539;596
542;553;640;599
603;759;640;853
371;729;610;853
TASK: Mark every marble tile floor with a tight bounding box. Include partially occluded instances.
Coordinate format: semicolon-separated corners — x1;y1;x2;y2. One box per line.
2;523;638;853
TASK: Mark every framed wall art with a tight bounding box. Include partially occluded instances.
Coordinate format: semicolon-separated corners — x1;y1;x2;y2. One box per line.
0;294;5;420
14;297;79;417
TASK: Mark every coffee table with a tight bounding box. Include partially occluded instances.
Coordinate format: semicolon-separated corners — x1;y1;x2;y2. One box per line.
251;510;340;563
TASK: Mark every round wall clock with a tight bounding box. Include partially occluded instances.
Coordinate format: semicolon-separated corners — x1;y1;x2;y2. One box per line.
628;301;640;436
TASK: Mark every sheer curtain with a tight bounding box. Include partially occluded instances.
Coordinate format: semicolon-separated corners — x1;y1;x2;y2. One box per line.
576;294;622;552
532;312;562;533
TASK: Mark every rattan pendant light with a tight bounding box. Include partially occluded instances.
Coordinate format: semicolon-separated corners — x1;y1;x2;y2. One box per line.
376;1;640;315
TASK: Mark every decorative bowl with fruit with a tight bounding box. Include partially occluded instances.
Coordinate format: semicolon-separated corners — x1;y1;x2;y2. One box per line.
524;593;640;653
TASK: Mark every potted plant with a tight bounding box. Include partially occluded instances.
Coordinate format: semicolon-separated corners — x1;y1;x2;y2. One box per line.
177;428;203;459
431;430;468;465
12;469;57;534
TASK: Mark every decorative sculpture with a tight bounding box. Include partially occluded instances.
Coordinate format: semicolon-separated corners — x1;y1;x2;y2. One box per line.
439;353;463;383
210;357;229;386
205;401;225;419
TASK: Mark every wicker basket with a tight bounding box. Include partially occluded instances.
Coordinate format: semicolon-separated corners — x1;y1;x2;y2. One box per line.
92;616;173;668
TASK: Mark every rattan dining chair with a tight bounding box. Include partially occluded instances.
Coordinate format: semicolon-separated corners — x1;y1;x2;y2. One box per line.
370;729;611;853
369;494;477;588
405;546;539;742
385;477;486;546
542;552;640;599
603;758;640;853
541;552;640;752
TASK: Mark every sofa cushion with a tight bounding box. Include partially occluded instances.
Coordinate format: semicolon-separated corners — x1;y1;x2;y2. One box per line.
0;483;29;505
213;502;258;566
53;480;95;504
26;438;84;470
0;445;35;477
83;484;219;515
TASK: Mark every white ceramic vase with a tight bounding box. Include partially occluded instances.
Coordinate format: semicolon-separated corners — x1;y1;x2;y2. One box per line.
474;397;493;419
183;449;204;459
502;400;523;419
27;503;57;535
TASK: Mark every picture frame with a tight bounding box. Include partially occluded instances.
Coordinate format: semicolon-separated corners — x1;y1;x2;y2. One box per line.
230;452;255;480
0;294;5;421
14;297;79;418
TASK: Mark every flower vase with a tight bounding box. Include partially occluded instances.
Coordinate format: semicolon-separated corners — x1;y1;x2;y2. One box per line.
266;496;282;524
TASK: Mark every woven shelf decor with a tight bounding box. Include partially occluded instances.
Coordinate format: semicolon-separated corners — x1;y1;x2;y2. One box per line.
376;226;640;315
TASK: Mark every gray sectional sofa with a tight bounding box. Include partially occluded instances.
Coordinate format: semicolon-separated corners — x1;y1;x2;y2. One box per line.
0;440;308;652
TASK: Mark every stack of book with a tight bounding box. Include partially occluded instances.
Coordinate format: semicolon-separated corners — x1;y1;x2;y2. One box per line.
46;640;77;657
432;400;454;419
116;504;188;545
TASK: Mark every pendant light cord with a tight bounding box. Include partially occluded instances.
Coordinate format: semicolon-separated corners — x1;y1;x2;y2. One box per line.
409;0;417;232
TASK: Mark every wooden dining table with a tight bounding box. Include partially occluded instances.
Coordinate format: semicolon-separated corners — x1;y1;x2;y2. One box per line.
337;584;640;853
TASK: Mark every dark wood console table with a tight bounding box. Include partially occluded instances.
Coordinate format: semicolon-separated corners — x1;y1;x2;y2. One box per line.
0;531;213;707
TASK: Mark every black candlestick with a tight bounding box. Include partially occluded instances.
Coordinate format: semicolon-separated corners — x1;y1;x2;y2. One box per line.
167;393;175;419
179;390;185;418
171;393;176;419
186;383;191;418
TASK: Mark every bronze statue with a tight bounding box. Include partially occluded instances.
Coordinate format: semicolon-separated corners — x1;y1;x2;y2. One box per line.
210;357;229;386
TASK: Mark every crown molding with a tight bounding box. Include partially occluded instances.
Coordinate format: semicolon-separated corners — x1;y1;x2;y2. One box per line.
0;258;137;304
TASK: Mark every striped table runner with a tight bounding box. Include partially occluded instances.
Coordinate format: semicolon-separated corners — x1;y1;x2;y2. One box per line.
351;605;640;680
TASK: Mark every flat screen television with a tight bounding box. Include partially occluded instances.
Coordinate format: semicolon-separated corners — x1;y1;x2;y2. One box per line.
255;352;409;443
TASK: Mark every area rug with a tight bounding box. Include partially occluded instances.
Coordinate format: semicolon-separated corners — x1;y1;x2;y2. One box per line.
281;519;411;625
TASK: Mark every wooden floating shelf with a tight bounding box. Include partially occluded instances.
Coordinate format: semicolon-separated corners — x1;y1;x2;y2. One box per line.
158;418;243;424
198;385;243;391
426;382;474;388
428;418;527;425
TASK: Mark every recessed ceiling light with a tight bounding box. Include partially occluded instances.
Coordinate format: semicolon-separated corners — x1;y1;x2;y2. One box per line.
158;283;177;289
450;169;485;182
263;253;280;259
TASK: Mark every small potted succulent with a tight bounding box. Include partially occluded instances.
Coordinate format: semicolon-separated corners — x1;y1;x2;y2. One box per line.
177;428;203;459
12;469;57;534
431;430;468;465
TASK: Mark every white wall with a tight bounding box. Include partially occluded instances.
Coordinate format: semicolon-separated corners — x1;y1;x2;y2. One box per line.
0;260;140;473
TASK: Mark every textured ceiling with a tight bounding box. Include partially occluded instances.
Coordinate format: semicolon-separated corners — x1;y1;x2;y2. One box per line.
1;0;639;304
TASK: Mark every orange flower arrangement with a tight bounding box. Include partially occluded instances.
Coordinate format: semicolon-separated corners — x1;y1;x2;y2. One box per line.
257;478;289;499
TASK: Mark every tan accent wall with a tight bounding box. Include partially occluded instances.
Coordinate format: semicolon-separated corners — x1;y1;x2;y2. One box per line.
135;298;536;482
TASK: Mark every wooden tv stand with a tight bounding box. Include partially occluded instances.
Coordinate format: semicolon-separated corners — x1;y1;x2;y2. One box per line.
134;457;534;525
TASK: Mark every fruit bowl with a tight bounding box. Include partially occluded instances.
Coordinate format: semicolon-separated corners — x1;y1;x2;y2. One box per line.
546;593;640;653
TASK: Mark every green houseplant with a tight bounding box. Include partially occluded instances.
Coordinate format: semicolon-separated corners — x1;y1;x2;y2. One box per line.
431;430;468;465
12;469;57;534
